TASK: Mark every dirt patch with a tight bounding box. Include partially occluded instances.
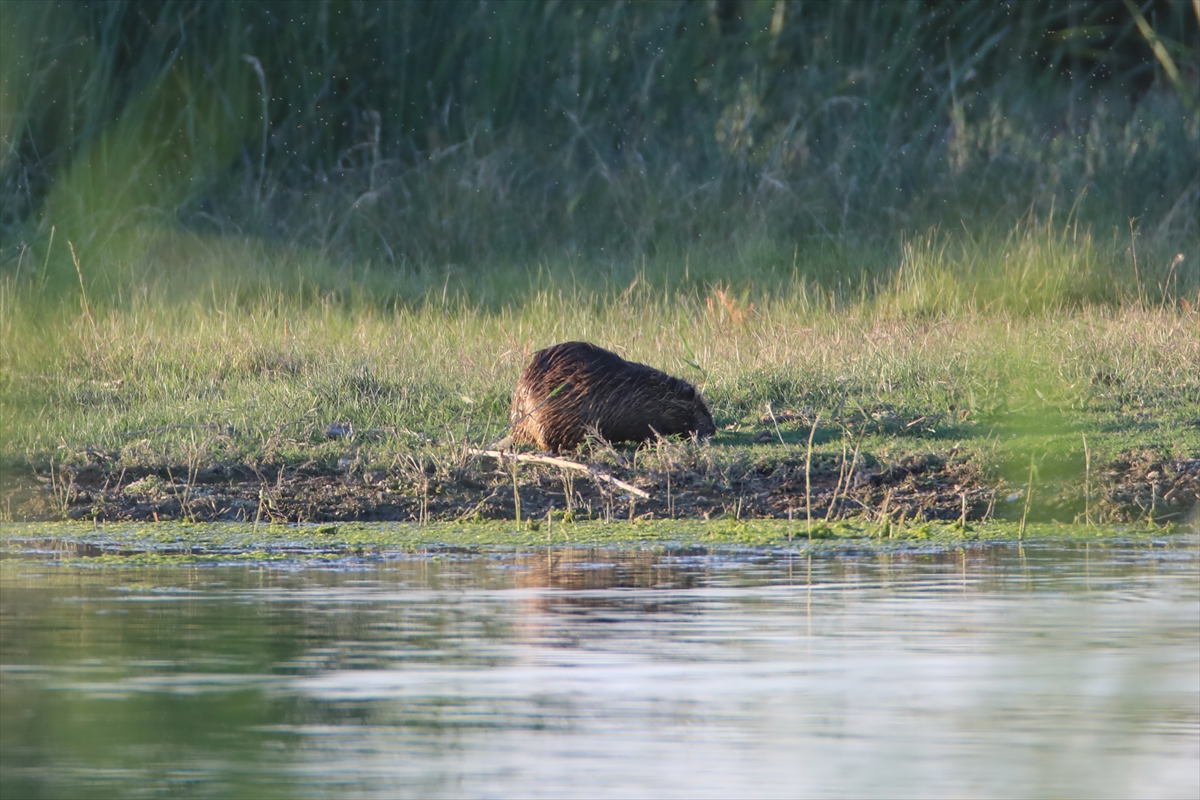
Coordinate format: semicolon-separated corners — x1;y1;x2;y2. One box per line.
5;450;1197;526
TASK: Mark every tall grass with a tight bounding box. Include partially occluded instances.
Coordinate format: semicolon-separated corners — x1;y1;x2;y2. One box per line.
1;0;1197;294
882;212;1197;315
1;210;1194;318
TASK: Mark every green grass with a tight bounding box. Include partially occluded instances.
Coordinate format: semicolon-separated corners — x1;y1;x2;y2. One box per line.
1;218;1197;527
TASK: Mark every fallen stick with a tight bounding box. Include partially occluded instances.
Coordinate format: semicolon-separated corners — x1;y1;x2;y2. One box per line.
467;448;651;500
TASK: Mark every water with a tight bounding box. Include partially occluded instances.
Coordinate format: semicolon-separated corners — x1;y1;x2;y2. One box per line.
2;540;1198;798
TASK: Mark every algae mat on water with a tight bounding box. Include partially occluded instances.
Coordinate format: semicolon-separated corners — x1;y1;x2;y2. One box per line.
0;519;1192;567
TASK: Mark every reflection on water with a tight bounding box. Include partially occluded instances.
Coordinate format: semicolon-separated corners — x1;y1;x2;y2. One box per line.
2;541;1198;799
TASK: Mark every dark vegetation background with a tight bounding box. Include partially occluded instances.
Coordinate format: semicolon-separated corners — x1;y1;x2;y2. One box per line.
0;0;1197;296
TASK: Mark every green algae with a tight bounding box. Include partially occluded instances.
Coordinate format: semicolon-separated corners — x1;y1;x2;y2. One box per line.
0;517;1190;567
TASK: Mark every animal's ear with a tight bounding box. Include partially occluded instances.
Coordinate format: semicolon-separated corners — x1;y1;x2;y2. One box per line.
679;385;695;401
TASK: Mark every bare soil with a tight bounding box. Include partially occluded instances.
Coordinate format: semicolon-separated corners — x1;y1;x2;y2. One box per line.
5;450;1197;527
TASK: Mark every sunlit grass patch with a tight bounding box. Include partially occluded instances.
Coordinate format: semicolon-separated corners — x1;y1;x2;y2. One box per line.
882;215;1128;315
1;226;1197;529
1;208;1197;529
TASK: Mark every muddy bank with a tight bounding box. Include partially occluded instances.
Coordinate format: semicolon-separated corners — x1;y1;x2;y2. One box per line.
5;450;1198;527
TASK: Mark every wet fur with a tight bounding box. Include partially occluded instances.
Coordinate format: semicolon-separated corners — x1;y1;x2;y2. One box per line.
510;341;716;452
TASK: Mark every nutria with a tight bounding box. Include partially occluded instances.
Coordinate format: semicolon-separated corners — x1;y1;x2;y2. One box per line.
509;341;716;452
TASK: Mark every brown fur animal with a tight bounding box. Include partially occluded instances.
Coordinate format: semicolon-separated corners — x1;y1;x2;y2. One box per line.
509;341;716;452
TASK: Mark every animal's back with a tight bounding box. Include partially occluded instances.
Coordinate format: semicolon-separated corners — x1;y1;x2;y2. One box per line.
510;341;714;451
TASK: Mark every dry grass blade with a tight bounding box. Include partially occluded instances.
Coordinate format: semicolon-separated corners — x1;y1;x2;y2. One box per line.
804;414;820;540
1020;454;1036;539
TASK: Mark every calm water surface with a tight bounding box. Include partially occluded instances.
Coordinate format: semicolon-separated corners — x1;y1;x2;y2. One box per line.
2;539;1198;799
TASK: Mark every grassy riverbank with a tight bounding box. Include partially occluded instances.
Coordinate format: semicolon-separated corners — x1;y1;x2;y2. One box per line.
2;219;1197;528
2;3;1197;528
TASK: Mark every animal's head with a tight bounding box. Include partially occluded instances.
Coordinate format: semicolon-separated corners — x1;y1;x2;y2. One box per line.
692;392;716;440
668;378;715;440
